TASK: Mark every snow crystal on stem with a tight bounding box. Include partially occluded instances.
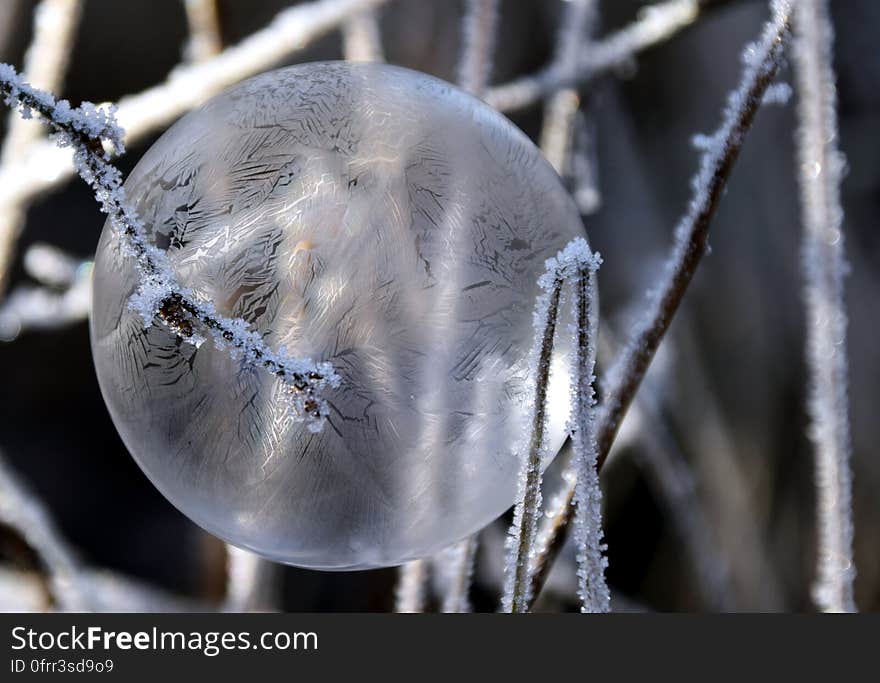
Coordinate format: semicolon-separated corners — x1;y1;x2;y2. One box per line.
567;253;609;613
503;236;604;613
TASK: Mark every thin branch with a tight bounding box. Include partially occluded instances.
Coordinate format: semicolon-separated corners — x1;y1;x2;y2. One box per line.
223;545;279;612
0;64;340;428
792;0;856;613
342;8;384;62
486;0;701;112
435;536;478;613
0;257;90;341
457;0;499;96
539;0;596;172
525;0;793;609
0;0;81;296
539;0;601;215
1;0;81;160
502;274;563;613
394;560;429;613
183;0;223;63
0;449;94;610
570;259;609;613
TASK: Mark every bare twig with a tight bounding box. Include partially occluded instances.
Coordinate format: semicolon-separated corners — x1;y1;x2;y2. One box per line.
0;258;90;341
342;8;384;62
183;0;223;63
394;560;429;613
0;0;81;297
457;0;499;96
525;0;793;609
223;545;279;612
792;0;856;613
487;0;701;112
0;449;94;610
539;0;596;172
434;537;478;613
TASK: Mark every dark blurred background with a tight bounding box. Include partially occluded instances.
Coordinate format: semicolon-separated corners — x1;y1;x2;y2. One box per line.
0;0;876;612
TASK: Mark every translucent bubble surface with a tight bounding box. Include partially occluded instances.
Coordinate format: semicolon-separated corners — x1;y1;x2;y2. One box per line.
91;62;588;569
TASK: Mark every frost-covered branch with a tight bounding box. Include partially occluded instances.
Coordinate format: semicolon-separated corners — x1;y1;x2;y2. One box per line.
486;0;701;112
457;0;499;96
0;64;340;429
394;559;429;613
792;0;856;614
569;255;609;613
0;0;81;296
0;0;390;232
183;0;222;63
502;272;562;613
539;0;601;215
539;0;596;173
342;8;384;63
502;238;601;613
523;0;793;610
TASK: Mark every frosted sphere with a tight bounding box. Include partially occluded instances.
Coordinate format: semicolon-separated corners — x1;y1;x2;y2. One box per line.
91;62;589;569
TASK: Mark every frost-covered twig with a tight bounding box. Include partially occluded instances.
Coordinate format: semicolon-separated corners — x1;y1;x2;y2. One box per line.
486;0;700;112
502;273;562;613
0;0;81;296
569;254;609;613
457;0;499;97
792;0;856;614
0;449;94;610
0;0;391;229
342;8;384;63
539;0;601;215
523;1;793;610
539;0;596;173
502;237;600;613
394;559;429;613
183;0;222;63
0;64;340;429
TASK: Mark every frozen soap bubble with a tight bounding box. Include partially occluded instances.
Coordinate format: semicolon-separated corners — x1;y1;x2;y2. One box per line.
91;62;589;569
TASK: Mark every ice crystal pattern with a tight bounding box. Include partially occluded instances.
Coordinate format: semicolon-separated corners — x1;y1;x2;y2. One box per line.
91;62;589;569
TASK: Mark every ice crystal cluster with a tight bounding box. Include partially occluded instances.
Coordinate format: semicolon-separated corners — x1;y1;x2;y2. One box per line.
91;62;588;569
